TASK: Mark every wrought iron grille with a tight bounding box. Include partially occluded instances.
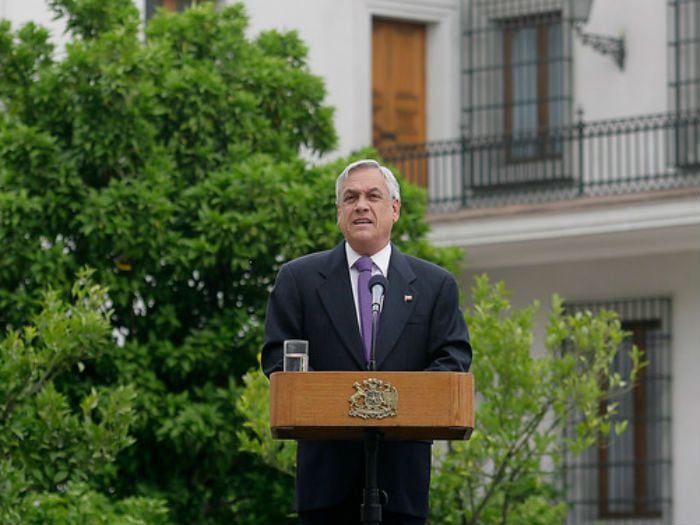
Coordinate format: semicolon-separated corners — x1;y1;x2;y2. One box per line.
669;0;700;113
462;0;574;144
669;0;700;171
379;110;700;212
562;297;673;525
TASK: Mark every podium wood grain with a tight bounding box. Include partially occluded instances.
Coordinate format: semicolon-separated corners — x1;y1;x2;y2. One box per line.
269;371;474;441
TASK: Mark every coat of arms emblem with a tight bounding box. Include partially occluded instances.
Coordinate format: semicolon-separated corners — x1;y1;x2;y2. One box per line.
348;378;398;419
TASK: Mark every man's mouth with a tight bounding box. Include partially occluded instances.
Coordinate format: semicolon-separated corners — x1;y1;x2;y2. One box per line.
353;218;372;225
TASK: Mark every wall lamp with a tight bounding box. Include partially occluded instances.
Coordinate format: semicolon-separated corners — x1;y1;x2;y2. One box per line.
570;0;626;70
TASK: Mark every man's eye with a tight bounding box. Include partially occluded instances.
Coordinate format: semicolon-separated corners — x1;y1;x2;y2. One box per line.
344;195;357;203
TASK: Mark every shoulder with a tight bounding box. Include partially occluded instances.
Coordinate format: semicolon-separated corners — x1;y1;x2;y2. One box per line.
270;248;337;297
276;245;343;283
396;250;454;282
405;254;452;275
395;252;462;307
282;248;335;272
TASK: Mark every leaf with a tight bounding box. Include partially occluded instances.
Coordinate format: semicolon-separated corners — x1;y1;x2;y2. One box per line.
52;470;68;484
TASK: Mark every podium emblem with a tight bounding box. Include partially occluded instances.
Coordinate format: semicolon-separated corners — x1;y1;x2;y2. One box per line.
348;378;398;419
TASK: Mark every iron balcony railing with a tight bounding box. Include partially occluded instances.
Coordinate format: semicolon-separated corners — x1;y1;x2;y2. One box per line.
379;111;700;213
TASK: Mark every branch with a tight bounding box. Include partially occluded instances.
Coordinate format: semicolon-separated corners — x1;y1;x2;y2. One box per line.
469;400;553;524
0;357;63;424
467;475;476;524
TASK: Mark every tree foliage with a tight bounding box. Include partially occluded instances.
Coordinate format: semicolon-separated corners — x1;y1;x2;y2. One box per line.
0;1;460;523
429;275;642;525
0;271;171;525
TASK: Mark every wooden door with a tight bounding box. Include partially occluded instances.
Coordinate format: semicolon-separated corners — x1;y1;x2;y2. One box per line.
372;19;428;187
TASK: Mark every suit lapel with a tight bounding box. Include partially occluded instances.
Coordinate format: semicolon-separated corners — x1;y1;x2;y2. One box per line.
376;246;416;369
317;242;366;368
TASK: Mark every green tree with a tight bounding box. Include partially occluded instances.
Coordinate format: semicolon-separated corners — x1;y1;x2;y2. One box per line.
429;275;642;525
0;1;459;522
0;271;170;525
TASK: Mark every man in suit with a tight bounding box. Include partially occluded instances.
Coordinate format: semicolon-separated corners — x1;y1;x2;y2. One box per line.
262;159;472;525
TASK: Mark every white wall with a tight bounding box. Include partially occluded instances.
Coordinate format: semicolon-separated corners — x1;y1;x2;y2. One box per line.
575;0;667;120
460;250;700;525
1;0;146;54
243;0;462;156
1;0;66;45
243;0;358;157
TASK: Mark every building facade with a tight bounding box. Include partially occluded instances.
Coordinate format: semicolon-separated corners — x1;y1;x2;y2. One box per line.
3;0;699;523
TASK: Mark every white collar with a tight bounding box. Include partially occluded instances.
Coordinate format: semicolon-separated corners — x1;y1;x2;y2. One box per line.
345;242;391;277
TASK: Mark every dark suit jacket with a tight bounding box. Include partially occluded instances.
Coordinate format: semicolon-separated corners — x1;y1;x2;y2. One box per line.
262;241;471;517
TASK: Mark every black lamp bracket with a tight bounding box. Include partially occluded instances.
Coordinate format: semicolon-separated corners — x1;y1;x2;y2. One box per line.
574;23;625;70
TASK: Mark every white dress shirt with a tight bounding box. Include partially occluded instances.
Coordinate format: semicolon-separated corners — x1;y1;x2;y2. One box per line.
345;242;391;335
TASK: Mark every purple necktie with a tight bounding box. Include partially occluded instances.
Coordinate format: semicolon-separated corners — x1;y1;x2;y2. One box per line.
355;256;373;362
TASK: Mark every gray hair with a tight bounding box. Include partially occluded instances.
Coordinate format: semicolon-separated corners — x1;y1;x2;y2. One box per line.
335;159;401;204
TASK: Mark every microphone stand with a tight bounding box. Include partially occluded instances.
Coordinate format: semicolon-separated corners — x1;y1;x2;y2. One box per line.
366;303;379;372
360;304;383;525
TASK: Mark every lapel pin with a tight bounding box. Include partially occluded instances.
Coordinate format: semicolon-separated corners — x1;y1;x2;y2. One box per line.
404;295;413;303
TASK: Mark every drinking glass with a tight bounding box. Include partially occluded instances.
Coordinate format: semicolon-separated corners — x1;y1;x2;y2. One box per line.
283;339;309;372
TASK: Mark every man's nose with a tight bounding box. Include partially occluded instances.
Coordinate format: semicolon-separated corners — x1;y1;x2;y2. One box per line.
355;195;370;210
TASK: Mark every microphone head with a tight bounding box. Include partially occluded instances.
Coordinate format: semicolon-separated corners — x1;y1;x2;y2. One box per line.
368;274;388;294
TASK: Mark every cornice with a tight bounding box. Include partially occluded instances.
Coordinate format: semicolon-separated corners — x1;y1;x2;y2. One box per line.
365;0;458;22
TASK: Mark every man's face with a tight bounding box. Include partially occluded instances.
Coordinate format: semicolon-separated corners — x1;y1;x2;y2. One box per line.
336;166;400;256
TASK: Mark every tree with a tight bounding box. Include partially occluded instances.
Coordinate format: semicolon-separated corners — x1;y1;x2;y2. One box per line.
0;271;171;525
0;1;459;522
428;275;642;525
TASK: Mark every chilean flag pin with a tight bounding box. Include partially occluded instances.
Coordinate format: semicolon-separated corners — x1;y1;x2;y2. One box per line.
404;295;413;303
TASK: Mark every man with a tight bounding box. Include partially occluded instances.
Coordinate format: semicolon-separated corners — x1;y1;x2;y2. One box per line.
262;159;472;525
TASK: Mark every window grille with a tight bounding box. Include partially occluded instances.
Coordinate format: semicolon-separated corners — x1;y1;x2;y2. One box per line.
563;298;673;525
462;1;574;190
669;0;700;167
463;1;573;148
502;12;564;160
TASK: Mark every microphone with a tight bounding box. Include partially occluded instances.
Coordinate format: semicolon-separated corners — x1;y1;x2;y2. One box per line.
366;274;388;372
368;274;388;314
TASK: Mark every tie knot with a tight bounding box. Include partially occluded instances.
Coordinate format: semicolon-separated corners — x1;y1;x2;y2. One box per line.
355;256;373;273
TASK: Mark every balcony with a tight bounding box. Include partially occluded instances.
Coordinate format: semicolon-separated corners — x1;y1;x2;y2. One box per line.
379;111;700;214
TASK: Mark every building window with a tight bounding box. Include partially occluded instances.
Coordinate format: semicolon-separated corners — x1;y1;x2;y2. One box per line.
564;298;672;525
670;0;700;112
669;0;700;167
463;3;572;148
462;4;572;191
598;320;662;518
502;13;564;160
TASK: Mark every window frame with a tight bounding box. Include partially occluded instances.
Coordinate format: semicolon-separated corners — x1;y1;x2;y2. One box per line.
500;12;564;163
563;297;672;525
597;320;663;520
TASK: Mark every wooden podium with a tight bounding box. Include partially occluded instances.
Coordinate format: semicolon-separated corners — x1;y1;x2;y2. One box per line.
269;371;474;441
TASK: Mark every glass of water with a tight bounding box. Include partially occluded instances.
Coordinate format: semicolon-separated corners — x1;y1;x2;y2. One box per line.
283;339;309;372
